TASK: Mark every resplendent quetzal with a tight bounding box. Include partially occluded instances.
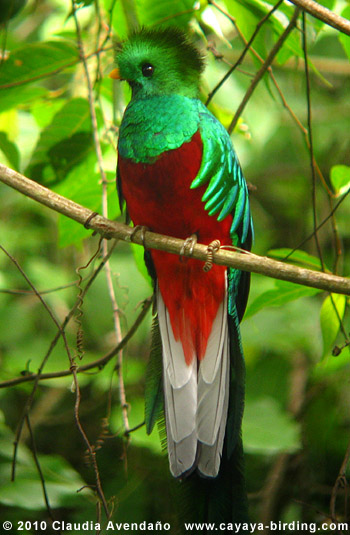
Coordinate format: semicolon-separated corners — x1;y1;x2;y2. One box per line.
112;27;252;489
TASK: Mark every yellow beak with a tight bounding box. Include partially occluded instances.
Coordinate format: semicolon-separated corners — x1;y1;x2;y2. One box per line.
109;67;121;80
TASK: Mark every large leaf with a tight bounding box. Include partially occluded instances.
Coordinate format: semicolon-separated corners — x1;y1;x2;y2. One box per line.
243;397;300;454
330;164;350;197
0;86;48;114
0;416;90;510
320;293;347;357
25;98;95;185
55;159;119;247
268;248;323;270
0;40;78;90
245;279;320;319
339;7;350;62
0;132;20;170
314;345;350;378
139;0;195;28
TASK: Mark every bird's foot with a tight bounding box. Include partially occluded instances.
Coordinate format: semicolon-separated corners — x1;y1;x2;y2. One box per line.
180;234;197;262
203;239;221;272
129;225;149;246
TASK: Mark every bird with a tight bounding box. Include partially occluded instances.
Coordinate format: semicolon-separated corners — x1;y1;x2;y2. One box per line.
112;26;252;493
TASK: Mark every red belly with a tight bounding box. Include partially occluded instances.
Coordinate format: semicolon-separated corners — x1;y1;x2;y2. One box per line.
118;130;232;362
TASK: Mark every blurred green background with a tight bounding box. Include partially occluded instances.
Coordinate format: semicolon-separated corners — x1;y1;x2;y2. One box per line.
0;0;350;532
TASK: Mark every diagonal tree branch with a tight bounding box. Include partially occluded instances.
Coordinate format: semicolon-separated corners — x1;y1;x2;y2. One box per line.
0;163;349;295
288;0;350;36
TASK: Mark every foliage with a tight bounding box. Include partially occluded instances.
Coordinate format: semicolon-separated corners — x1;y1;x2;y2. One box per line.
0;0;350;532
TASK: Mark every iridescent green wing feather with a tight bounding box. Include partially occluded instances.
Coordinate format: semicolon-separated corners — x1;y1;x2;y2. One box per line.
191;102;252;244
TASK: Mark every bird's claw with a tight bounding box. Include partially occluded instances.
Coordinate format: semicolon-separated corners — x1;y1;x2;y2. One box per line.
129;225;149;246
203;239;221;272
180;234;197;262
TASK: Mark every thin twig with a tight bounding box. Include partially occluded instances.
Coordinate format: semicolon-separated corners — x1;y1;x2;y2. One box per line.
302;15;349;350
330;438;350;523
0;297;152;389
208;2;331;197
0;246;74;483
206;0;284;106
26;415;59;530
71;0;129;436
284;187;350;259
302;13;325;271
228;7;301;134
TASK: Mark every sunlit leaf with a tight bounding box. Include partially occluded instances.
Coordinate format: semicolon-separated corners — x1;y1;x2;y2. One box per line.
268;248;323;270
339;8;350;62
245;279;320;319
55;158;119;247
0;132;20;170
320;293;347;357
139;0;195;28
25;98;95;185
0;86;48;114
314;346;350;378
330;164;350;197
0;40;78;89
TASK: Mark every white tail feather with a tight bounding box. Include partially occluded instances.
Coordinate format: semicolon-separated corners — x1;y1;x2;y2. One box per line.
158;287;197;445
167;428;197;477
157;277;229;478
197;334;230;477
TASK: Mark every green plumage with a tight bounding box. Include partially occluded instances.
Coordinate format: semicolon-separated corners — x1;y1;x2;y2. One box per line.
118;95;199;163
144;317;163;435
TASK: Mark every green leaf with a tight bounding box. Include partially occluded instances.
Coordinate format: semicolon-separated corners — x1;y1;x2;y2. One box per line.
131;242;152;287
30;98;66;129
0;0;26;24
139;0;195;28
245;279;320;319
243;397;300;454
0;132;20;170
305;0;335;32
106;0;135;38
339;8;350;62
0;86;48;114
26;98;95;185
320;293;347;357
55;157;119;247
268;248;323;270
0;416;90;510
330;164;350;197
314;345;350;378
0;454;90;510
0;40;78;90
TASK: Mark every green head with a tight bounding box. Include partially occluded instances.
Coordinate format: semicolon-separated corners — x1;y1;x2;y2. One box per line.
115;27;205;99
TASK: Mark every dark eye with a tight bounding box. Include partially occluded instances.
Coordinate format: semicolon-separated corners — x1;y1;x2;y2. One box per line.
141;63;154;78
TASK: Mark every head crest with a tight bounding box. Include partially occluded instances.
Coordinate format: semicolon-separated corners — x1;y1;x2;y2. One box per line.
118;26;205;74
